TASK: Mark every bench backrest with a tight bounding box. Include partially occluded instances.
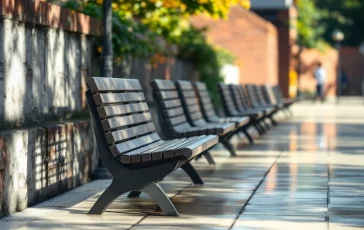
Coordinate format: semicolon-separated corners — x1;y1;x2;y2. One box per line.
253;85;269;106
230;84;248;112
194;82;219;121
237;85;253;109
273;85;284;102
150;79;193;138
176;81;207;126
218;82;240;116
262;84;278;105
245;84;261;108
86;77;163;164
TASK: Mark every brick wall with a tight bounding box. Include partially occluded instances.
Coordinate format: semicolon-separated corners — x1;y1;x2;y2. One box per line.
297;47;338;97
190;7;278;85
340;47;364;95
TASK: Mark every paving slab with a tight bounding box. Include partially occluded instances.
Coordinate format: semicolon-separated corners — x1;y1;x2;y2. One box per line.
1;103;364;229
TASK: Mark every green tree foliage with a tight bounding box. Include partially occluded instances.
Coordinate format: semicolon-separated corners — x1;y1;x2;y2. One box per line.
315;0;364;46
63;0;240;107
296;0;327;50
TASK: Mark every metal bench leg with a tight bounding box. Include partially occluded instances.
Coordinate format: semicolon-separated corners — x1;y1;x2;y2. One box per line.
142;183;179;216
262;119;271;130
257;123;266;134
181;161;204;184
269;116;278;126
127;191;142;198
88;180;125;214
242;130;254;145
202;151;216;165
221;138;237;157
253;122;263;135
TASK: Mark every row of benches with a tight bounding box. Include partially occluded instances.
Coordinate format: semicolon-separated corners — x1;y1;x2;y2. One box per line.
85;77;296;216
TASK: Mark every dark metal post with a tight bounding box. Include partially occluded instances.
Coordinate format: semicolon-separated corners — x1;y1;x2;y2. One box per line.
92;0;113;179
296;46;302;98
336;42;342;104
101;0;113;78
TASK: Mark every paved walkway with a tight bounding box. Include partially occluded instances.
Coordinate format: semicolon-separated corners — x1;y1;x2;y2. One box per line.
2;101;364;229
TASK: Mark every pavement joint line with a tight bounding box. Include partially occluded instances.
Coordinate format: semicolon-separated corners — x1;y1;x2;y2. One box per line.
127;183;193;229
326;134;332;228
228;150;285;230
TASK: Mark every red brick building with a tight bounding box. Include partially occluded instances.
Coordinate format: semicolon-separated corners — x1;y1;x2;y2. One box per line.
251;0;298;97
190;7;279;85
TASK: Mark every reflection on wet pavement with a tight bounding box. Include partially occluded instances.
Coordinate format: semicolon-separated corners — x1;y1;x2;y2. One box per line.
1;102;364;229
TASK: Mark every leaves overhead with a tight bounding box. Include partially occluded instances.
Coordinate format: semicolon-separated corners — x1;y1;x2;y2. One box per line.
64;0;247;107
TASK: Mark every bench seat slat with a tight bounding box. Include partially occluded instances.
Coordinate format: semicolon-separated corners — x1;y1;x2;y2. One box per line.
143;139;185;161
110;133;161;157
119;140;165;164
162;136;202;158
175;135;219;158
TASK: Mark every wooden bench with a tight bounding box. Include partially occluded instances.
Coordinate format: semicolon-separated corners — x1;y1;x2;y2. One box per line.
218;83;266;136
274;85;297;106
86;77;219;216
261;84;284;110
193;82;254;144
229;84;270;135
245;84;278;127
150;79;238;157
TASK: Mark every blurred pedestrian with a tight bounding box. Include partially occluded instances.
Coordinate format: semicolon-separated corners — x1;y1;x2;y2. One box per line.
340;69;349;95
314;62;326;102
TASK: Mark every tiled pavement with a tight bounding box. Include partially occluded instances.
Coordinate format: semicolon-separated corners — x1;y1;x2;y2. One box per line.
1;101;364;229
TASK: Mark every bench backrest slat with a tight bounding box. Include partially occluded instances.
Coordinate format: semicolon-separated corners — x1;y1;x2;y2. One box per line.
176;81;207;126
194;82;218;121
218;83;240;116
93;92;145;106
245;84;261;108
88;77;142;93
237;85;252;109
273;85;284;102
230;85;247;112
253;85;268;106
97;102;149;118
260;85;276;105
87;77;161;159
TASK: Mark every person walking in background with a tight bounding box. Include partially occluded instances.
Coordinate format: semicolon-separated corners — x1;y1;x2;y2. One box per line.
340;69;349;95
314;62;326;102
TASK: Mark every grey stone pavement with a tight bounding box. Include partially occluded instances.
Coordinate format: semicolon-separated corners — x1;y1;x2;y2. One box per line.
2;99;364;229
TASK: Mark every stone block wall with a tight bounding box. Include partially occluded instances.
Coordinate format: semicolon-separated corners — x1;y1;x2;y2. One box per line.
0;120;97;217
0;0;100;217
0;17;97;129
